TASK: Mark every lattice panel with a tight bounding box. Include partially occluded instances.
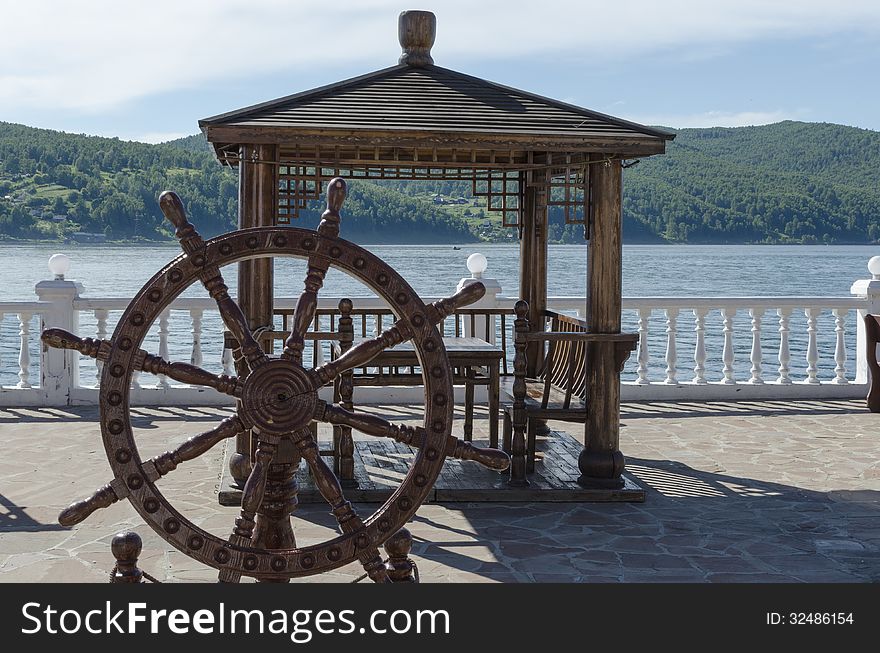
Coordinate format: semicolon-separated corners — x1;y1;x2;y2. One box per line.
278;165;327;223
276;164;526;225
547;156;588;225
472;170;522;228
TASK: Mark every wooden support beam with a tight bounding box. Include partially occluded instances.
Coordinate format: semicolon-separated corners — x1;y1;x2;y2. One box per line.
238;143;277;336
518;166;549;378
232;143;300;573
580;158;626;488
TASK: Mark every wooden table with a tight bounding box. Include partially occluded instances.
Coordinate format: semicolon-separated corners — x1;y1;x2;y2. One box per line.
345;336;503;447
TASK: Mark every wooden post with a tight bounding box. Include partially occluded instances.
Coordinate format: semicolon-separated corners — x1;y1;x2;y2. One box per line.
580;159;626;488
230;144;278;486
519;167;549;372
519;167;549;436
231;144;299;576
384;527;417;582
335;298;356;485
110;531;143;583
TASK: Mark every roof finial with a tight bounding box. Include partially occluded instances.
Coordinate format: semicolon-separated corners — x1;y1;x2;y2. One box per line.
398;10;435;67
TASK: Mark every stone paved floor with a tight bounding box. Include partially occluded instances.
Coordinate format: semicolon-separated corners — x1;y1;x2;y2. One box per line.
1;400;877;583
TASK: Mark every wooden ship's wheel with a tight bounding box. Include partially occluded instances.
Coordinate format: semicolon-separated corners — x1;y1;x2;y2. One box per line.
42;178;509;582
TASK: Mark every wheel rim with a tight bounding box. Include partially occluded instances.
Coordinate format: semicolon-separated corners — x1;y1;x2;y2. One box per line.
99;226;453;578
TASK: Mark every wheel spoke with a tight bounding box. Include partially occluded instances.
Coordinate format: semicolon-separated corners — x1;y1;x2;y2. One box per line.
293;433;355;525
42;329;242;397
317;402;510;472
293;431;389;583
283;263;330;363
58;481;125;527
58;416;246;528
283;178;346;363
216;432;280;583
213;295;268;370
424;281;486;327
159;191;267;370
142;416;246;481
310;321;414;386
229;434;279;543
138;353;241;396
309;281;487;387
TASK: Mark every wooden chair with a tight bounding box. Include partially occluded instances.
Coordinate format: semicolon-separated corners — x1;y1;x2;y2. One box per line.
865;313;880;412
500;300;638;484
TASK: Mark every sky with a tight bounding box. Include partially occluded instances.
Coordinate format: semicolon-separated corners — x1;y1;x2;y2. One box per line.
1;0;879;143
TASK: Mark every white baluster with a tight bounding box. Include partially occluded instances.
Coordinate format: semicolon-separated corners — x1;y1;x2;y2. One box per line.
157;310;171;389
664;308;678;385
222;345;235;376
721;307;736;384
832;308;848;384
129;312;141;390
748;307;764;384
190;308;204;367
692;307;708;384
636;307;650;384
17;312;32;388
94;309;108;387
777;307;792;385
805;307;820;384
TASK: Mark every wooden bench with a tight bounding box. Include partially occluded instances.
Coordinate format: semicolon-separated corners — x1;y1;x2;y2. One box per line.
865;313;880;412
500;300;638;484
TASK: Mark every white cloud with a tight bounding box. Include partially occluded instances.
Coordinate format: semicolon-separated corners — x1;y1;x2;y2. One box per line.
1;1;878;112
130;132;190;144
625;109;802;128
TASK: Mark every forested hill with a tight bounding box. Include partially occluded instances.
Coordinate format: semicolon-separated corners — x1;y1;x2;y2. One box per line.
1;120;879;244
623;121;880;244
0;122;474;243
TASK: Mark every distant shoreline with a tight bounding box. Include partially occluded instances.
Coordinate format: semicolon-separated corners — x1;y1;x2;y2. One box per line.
0;236;875;247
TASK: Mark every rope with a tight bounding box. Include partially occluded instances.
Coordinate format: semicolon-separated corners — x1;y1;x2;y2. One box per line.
109;564;161;583
351;558;420;583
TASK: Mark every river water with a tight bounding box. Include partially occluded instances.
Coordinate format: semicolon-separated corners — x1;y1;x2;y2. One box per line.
1;242;876;300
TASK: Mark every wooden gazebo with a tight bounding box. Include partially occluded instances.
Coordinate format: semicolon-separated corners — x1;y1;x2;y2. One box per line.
200;11;673;494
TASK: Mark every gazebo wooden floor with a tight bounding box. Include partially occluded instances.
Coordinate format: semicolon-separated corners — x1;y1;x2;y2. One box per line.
219;430;645;505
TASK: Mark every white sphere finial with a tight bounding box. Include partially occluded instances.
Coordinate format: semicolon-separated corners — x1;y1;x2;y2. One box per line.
48;253;71;280
869;256;880;280
466;252;488;279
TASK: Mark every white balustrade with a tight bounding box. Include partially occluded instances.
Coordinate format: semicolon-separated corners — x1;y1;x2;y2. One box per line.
190;308;204;367
720;307;736;384
157;310;171;390
664;308;678;385
17;312;32;388
805;307;820;384
832;308;848;384
693;308;708;385
94;308;108;386
1;254;877;406
749;308;763;384
777;307;792;385
222;346;235;376
613;297;863;399
636;308;650;384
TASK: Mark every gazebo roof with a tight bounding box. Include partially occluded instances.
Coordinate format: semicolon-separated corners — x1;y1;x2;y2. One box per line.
200;12;673;161
201;64;672;143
